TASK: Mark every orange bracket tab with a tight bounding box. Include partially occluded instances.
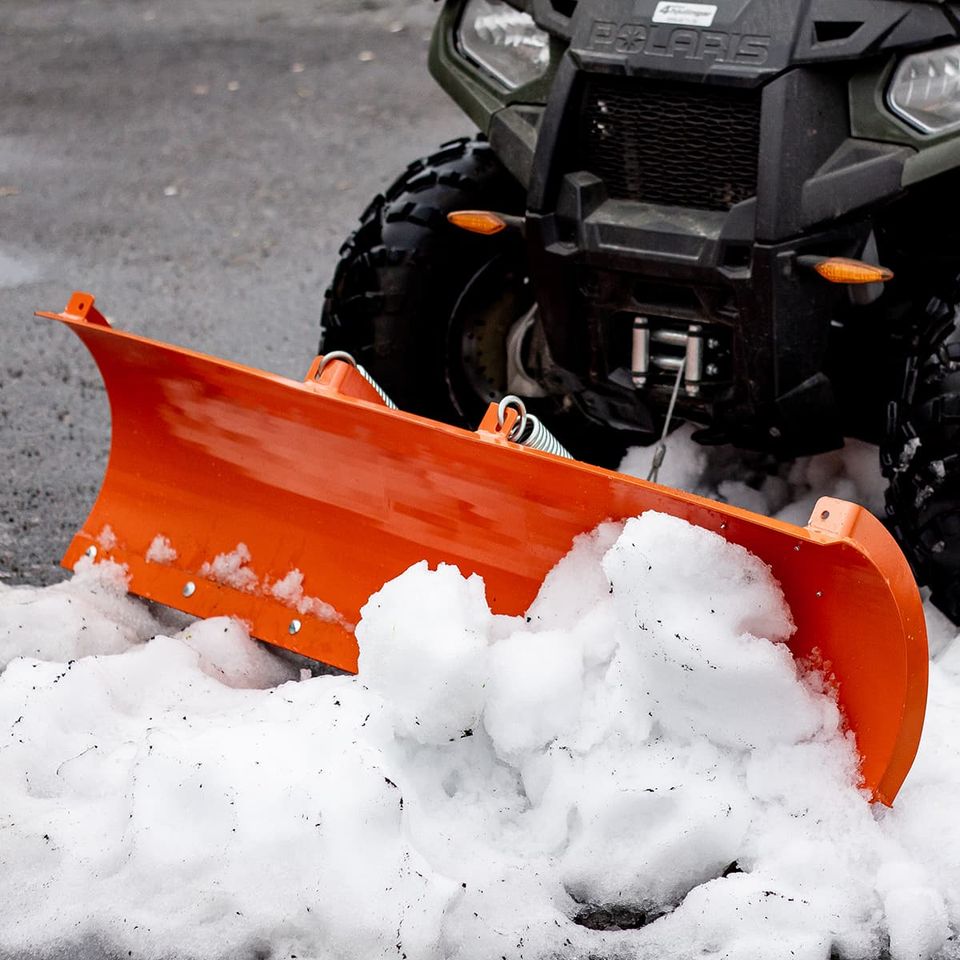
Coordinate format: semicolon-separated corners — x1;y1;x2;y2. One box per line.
37;291;111;328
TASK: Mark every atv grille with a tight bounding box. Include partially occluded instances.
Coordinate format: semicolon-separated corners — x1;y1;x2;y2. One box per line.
579;79;762;211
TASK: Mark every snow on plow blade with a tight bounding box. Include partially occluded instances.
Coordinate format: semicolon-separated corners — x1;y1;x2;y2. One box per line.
38;292;927;804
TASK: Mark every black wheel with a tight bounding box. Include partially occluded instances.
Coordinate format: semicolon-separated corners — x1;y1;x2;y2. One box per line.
883;286;960;620
321;136;530;425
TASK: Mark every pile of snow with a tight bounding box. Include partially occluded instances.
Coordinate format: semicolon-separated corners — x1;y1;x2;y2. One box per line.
620;424;887;524
0;440;958;959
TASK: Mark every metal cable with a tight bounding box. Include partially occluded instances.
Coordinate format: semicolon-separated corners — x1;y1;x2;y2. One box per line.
646;356;687;484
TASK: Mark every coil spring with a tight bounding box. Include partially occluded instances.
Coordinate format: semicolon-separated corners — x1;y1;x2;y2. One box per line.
317;351;398;410
497;396;573;460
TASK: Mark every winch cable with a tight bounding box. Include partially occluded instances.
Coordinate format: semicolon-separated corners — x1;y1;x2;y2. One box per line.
647;356;687;484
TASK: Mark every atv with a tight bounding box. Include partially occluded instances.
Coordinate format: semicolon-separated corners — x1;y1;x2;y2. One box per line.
321;0;960;621
32;0;940;800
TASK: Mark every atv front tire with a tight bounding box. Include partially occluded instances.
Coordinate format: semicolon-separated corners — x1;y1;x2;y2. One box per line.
884;296;960;620
321;136;527;424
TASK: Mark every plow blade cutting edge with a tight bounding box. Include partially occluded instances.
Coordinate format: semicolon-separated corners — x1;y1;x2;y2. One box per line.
37;293;927;804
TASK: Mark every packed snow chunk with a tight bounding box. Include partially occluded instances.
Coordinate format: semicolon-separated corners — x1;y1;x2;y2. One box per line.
0;558;158;669
199;542;258;592
619;423;707;492
604;512;793;644
877;667;960;956
484;629;584;761
560;746;751;912
716;478;772;515
524;520;623;636
176;616;298;689
876;863;949;960
620;431;887;530
269;568;309;605
268;568;340;623
769;439;886;526
0;637;450;960
145;533;177;564
641;872;840;960
357;561;493;744
601;513;828;750
97;523;118;550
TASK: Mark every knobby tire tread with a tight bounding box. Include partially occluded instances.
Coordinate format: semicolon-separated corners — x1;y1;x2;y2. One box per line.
321;136;525;421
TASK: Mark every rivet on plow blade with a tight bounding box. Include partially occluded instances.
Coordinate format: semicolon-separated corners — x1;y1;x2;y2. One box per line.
35;292;929;805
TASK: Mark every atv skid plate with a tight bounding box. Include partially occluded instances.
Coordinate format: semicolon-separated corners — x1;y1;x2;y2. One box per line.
37;293;927;804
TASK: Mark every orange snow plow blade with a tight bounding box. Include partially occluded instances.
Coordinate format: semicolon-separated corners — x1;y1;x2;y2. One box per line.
37;292;927;804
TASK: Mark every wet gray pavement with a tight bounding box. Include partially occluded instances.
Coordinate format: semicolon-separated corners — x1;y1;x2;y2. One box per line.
0;0;463;583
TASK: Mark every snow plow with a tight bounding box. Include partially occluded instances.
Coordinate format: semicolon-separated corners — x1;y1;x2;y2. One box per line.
38;291;927;804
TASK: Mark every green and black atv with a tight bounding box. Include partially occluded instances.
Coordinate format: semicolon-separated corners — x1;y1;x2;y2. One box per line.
322;0;960;619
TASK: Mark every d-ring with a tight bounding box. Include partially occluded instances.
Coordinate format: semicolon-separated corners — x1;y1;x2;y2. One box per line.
497;395;528;441
315;350;357;379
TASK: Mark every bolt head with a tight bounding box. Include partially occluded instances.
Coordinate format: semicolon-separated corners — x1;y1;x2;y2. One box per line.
85;545;98;559
182;581;196;598
289;619;302;635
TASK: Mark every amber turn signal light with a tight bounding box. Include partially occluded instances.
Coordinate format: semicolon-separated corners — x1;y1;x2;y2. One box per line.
447;210;509;235
799;255;894;285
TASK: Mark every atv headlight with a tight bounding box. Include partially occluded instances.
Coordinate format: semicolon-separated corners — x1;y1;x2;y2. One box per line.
887;44;960;135
457;0;550;91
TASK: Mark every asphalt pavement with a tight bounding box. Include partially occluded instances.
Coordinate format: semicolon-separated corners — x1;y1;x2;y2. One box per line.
0;0;464;584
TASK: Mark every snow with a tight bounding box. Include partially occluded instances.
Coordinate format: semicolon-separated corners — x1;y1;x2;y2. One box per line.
146;533;178;564
196;551;346;626
268;568;343;625
97;523;118;551
0;437;958;959
199;541;259;592
619;423;887;523
0;557;157;670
